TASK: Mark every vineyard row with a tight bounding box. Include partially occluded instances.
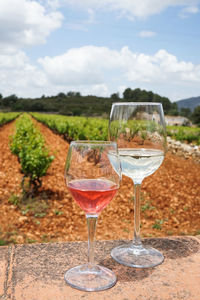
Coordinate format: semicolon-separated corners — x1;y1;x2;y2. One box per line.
31;113;200;145
0;112;20;126
10;113;54;198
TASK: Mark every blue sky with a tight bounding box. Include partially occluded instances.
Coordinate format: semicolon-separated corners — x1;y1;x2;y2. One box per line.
1;0;200;101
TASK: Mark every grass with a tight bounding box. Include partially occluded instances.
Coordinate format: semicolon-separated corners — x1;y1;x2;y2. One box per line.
34;212;46;218
0;230;18;246
122;219;131;224
41;234;49;243
0;239;8;246
27;239;37;244
166;230;174;236
8;193;49;217
122;228;130;233
141;201;155;212
34;220;41;225
152;219;165;230
167;125;200;145
54;210;63;216
8;194;20;206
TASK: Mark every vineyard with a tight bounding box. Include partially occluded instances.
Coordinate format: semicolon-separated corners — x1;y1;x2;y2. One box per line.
0;112;199;245
0;112;20;125
31;112;200;145
31;113;109;141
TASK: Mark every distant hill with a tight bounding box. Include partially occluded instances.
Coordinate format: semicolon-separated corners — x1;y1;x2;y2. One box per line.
175;96;200;112
0;88;175;117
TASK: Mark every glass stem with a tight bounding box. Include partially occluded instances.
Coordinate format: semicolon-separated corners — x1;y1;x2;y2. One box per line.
86;214;98;265
133;183;142;246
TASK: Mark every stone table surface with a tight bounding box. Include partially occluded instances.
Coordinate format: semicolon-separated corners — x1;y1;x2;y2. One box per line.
0;236;199;300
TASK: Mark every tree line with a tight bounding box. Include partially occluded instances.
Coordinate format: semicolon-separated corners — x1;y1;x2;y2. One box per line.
0;88;199;125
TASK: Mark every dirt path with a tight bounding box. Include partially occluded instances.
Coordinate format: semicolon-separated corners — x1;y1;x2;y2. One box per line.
0;119;199;245
0;121;23;243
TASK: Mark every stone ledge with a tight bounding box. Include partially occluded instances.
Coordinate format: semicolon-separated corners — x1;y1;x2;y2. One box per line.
0;236;199;300
167;137;200;163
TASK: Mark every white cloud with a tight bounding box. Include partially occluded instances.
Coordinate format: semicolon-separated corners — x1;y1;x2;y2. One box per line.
87;9;95;24
62;0;200;18
179;5;199;17
46;0;61;10
1;1;199;102
80;84;110;97
37;46;200;99
0;50;48;97
38;46;121;85
184;6;199;13
139;30;156;38
0;0;63;50
1;46;200;100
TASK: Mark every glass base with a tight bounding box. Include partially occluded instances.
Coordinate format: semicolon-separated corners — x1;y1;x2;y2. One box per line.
64;263;117;292
111;243;164;268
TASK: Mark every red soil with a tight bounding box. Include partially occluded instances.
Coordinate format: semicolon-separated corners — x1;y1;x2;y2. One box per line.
0;120;199;245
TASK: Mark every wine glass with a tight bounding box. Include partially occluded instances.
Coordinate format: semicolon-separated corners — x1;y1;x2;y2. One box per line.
109;102;167;268
64;141;121;291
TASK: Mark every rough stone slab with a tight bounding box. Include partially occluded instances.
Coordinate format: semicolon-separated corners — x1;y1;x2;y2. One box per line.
1;236;200;300
0;246;10;299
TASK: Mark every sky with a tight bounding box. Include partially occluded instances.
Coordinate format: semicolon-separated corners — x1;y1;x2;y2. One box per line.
0;0;200;102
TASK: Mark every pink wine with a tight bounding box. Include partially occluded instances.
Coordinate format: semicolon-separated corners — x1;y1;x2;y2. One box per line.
68;179;118;214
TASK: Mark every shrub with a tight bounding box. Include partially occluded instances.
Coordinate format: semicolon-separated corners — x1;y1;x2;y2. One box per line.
31;113;109;141
167;125;200;145
10;114;54;199
0;112;20;126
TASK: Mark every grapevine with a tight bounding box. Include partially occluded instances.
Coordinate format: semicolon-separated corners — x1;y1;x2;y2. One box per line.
10;114;54;199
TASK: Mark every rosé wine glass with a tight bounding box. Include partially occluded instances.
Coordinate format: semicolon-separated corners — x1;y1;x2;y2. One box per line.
64;141;121;291
109;102;167;268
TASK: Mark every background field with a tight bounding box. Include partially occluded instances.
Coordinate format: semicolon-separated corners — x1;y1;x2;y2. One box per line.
0;113;199;245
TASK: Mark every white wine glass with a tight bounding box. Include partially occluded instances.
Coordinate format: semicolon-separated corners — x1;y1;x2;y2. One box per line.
109;102;167;268
64;141;121;291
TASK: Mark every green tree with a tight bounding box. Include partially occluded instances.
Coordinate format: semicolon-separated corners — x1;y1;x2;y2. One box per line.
57;92;66;98
3;94;18;108
31;102;45;112
147;91;154;102
191;106;200;126
131;88;142;101
111;92;120;100
67;91;81;97
168;102;179;116
161;97;172;113
180;107;191;118
123;88;133;100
